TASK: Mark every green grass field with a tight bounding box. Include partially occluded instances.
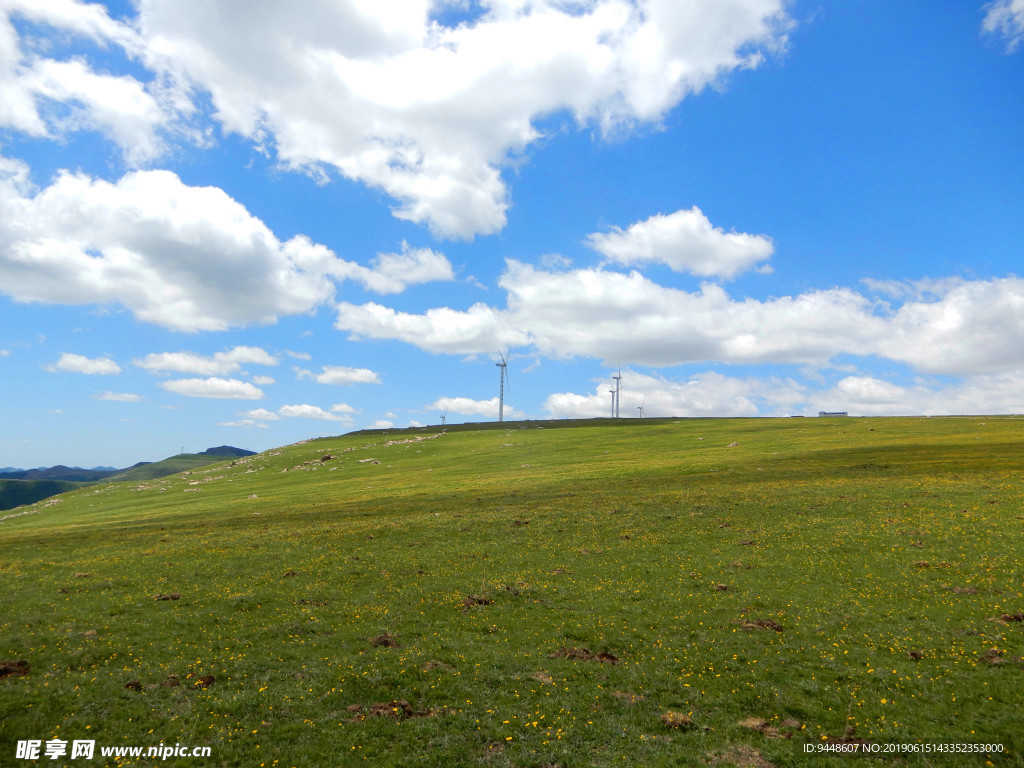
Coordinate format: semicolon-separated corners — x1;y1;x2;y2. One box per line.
1;416;1022;767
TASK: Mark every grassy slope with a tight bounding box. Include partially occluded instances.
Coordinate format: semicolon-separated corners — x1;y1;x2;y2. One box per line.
0;417;1022;767
0;479;85;512
108;454;230;482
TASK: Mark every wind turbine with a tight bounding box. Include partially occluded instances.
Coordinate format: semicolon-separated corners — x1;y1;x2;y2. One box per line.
612;368;622;418
496;350;510;422
636;396;645;418
440;407;448;427
609;389;616;418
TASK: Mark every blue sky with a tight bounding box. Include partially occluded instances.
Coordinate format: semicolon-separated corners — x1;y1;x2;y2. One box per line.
2;0;1024;468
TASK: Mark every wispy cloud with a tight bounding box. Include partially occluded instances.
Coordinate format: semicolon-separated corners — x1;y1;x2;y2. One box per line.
93;391;143;402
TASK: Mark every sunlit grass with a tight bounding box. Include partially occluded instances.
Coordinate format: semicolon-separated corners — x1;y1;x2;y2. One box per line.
1;417;1022;766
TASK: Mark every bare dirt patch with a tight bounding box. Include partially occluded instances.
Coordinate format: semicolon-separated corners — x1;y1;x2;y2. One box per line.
462;594;493;610
370;633;400;648
349;699;434;721
705;745;777;768
548;647;620;664
735;619;784;632
0;660;30;678
152;592;181;601
661;711;695;729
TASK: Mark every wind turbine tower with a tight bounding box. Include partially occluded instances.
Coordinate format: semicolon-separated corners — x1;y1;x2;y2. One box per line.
496;351;509;422
609;389;616;418
613;368;622;418
637;396;645;418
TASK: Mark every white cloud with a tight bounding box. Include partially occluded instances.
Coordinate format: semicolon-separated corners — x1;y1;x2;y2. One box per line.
128;0;789;238
819;373;1024;416
218;418;268;428
0;164;344;331
240;408;280;421
159;377;264;399
3;0;141;50
47;352;121;375
297;365;382;386
93;391;143;402
336;299;530;354
319;242;455;294
135;346;278;375
0;349;9;356
0;3;165;162
286;350;312;360
544;370;806;419
586;207;773;278
427;395;523;419
251;375;275;386
3;1;791;238
279;403;354;421
338;260;881;366
875;277;1024;375
368;419;395;429
983;0;1024;51
0;160;462;331
338;261;1024;377
27;57;167;164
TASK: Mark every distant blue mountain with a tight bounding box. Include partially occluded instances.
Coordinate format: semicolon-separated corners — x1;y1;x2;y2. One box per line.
0;447;253;483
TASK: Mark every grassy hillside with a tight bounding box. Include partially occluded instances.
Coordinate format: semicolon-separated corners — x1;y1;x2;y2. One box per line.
108;453;234;482
1;417;1022;767
0;479;85;512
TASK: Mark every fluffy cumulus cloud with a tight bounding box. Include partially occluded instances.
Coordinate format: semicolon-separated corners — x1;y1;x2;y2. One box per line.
427;395;523;420
817;373;1024;416
135;346;278;375
159;377;264;399
545;367;1024;419
337;261;1024;377
337;299;530;355
278;403;355;421
545;370;806;419
326;244;455;294
983;0;1024;51
869;278;1024;375
126;0;789;238
226;403;356;425
586;207;774;278
239;408;281;422
297;365;382;386
0;1;167;163
0;164;335;331
47;352;121;375
0;160;453;331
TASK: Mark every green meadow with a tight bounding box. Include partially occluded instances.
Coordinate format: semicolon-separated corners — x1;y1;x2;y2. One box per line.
1;416;1022;767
